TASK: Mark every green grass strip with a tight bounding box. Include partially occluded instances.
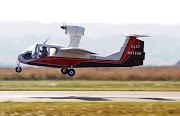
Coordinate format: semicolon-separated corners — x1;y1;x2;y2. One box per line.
0;80;179;91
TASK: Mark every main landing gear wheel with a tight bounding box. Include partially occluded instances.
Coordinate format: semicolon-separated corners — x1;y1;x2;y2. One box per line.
61;68;68;74
68;69;75;76
15;67;22;73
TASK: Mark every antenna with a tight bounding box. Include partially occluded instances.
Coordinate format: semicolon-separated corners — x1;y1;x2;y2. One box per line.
43;38;49;44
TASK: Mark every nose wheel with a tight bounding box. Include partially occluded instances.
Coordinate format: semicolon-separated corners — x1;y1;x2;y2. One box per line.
15;67;22;73
61;67;75;76
15;61;22;73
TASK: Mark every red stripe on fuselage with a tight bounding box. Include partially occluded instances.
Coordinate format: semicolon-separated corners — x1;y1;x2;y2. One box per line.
30;57;122;67
119;36;141;62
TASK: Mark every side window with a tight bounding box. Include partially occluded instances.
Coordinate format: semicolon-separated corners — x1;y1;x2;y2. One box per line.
49;47;58;56
39;46;48;58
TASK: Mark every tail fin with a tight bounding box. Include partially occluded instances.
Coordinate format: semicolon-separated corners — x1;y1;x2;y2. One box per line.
119;34;148;66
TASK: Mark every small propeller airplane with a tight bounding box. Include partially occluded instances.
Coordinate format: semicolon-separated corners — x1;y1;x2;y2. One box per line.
16;25;148;76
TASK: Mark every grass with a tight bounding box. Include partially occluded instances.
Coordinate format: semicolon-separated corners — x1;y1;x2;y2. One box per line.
0;67;179;91
0;80;179;91
0;102;179;116
1;67;180;81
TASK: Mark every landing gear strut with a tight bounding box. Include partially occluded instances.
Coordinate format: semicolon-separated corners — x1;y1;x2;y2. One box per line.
61;67;75;76
15;61;22;73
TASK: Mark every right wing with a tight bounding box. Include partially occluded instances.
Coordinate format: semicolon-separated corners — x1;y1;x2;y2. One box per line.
60;47;97;55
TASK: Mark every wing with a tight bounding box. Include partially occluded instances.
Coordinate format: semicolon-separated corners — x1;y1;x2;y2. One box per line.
60;47;97;55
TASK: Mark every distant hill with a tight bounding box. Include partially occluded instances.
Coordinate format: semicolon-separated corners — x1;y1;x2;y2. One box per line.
176;61;180;65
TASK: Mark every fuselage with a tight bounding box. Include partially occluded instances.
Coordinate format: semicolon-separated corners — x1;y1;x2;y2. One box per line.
18;38;144;68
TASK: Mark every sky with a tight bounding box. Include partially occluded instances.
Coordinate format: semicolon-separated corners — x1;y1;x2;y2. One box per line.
0;0;180;24
0;0;180;67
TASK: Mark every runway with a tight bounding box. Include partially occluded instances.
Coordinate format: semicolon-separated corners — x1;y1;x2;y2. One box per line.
0;91;179;102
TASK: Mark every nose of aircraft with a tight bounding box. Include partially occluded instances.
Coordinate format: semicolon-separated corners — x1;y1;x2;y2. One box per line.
17;54;26;63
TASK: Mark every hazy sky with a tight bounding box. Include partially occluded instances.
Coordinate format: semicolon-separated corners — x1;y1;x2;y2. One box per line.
0;0;180;24
0;0;180;67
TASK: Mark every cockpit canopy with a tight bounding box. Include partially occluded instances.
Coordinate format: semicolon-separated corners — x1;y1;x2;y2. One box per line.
21;44;58;60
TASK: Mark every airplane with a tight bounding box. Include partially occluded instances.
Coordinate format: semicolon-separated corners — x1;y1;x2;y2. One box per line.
16;25;148;76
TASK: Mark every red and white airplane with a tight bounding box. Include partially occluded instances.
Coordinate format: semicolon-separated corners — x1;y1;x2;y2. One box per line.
16;25;148;76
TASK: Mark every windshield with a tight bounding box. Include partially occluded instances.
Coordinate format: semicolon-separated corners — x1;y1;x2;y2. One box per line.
22;44;38;60
21;44;58;60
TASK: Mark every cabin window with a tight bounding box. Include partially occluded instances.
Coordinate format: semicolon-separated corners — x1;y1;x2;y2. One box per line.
39;46;48;58
49;47;58;56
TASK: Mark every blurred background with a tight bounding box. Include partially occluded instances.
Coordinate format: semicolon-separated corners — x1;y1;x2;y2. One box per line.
0;0;180;67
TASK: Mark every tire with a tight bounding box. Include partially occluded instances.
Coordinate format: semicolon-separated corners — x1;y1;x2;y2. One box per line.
68;69;75;76
61;68;68;74
15;67;22;73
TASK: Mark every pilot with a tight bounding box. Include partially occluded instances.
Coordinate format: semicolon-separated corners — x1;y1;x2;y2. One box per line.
40;47;48;58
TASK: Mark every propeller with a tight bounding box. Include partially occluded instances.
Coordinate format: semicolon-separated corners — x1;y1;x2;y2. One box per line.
61;22;67;30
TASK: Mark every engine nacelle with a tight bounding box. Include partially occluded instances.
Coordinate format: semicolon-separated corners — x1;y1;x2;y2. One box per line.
65;26;85;36
61;25;85;47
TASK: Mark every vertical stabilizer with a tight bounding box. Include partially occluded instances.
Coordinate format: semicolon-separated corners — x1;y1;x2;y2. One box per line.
119;34;148;66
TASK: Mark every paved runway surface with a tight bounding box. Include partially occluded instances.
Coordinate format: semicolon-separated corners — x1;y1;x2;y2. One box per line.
0;91;179;102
